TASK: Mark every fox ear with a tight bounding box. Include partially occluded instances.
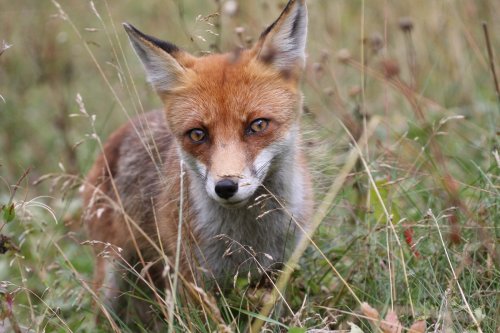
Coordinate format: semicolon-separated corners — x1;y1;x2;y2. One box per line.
255;0;308;74
123;23;186;93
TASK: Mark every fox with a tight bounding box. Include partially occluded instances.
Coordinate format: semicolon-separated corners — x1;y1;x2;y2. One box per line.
82;0;312;324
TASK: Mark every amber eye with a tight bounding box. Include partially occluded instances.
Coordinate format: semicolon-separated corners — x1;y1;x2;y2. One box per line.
188;129;207;143
248;119;269;134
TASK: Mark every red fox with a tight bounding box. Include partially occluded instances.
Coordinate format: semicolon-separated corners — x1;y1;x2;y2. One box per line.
83;0;312;322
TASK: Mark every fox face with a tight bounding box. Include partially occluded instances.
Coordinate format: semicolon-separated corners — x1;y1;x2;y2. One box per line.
166;56;301;207
124;0;307;207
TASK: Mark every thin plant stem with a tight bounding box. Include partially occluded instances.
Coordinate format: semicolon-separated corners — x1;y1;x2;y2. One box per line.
168;159;185;332
428;210;484;333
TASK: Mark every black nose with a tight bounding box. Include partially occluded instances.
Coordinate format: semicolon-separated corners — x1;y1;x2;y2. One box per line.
215;179;238;199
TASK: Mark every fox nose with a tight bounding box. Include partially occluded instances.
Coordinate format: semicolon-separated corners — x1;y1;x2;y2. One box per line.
215;179;238;199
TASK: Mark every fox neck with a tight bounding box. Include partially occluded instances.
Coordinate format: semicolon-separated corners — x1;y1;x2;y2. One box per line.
182;127;306;283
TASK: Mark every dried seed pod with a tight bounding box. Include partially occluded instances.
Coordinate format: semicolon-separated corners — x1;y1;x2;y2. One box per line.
337;48;351;64
223;0;238;17
313;62;323;74
235;26;245;36
349;85;362;98
369;32;384;54
380;58;400;79
399;17;414;32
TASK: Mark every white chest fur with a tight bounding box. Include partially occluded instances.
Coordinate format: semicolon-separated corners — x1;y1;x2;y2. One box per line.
187;148;307;285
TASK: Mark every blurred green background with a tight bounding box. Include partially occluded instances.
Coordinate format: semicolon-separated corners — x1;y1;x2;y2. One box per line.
1;1;497;181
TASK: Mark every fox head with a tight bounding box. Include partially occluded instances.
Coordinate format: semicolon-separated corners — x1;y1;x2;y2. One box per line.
124;0;307;207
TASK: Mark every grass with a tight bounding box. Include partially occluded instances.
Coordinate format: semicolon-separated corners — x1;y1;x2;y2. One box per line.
1;0;499;332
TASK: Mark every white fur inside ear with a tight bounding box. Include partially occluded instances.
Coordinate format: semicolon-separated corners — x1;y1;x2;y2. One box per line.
261;1;308;71
127;35;184;92
143;51;185;92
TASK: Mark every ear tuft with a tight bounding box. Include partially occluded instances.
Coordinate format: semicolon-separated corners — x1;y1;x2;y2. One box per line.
123;23;179;55
123;23;185;93
257;0;308;73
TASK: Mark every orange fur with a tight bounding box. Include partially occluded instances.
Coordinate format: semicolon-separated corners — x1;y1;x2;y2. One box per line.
82;0;311;326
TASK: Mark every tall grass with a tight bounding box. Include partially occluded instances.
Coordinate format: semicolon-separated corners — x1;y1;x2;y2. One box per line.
0;0;499;332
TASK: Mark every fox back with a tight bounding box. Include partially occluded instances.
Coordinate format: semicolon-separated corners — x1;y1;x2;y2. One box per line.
82;0;312;323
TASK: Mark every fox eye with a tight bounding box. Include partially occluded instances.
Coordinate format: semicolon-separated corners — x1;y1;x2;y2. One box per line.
188;129;207;143
248;119;269;134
